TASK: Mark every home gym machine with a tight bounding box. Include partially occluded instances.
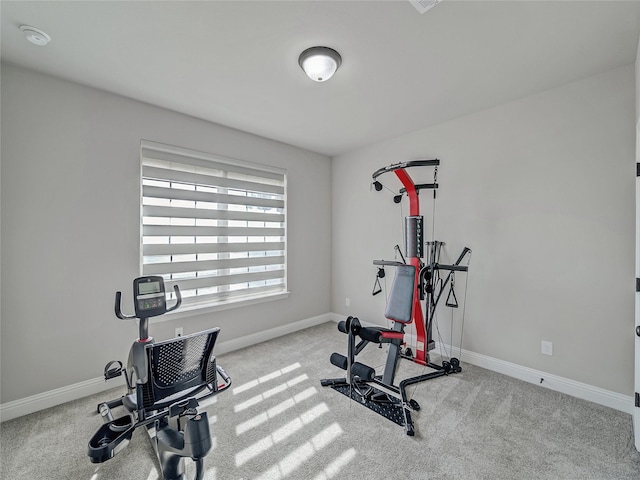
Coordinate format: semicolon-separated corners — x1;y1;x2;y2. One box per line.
88;276;231;480
321;160;471;436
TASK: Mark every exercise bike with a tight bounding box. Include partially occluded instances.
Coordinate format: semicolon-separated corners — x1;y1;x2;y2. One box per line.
88;276;231;480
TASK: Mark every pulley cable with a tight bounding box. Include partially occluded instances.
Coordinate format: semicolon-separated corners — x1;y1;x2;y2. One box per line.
431;166;438;244
458;251;472;360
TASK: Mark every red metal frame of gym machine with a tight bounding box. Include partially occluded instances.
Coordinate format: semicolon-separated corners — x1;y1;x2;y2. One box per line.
372;160;440;366
394;168;429;365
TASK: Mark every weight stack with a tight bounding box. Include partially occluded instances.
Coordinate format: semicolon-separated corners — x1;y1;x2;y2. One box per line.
405;216;424;258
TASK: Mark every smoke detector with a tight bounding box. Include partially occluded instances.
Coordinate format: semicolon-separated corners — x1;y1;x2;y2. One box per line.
409;0;442;15
19;25;51;46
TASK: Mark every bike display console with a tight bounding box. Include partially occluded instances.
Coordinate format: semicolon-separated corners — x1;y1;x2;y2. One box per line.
133;276;167;318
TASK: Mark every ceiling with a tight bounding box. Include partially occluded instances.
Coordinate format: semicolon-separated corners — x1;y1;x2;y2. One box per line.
2;1;640;157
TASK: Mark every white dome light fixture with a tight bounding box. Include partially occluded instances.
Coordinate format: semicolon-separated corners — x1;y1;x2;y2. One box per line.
19;25;51;46
298;46;342;82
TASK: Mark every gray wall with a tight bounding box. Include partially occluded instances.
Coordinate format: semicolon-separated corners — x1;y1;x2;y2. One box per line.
634;36;640;439
637;34;640;126
332;65;636;396
1;60;635;406
0;63;332;404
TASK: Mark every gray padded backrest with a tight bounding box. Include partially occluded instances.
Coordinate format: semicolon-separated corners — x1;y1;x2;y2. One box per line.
384;264;416;324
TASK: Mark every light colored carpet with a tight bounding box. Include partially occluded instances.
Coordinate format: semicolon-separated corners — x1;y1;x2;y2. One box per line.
1;321;639;479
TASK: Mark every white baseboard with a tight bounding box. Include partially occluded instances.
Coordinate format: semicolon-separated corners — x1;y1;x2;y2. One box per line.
0;376;114;423
446;343;634;414
329;313;634;414
215;312;332;355
0;313;332;423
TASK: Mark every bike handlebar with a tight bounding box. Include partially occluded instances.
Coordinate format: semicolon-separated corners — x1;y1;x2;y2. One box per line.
114;291;135;320
114;284;182;320
166;284;182;313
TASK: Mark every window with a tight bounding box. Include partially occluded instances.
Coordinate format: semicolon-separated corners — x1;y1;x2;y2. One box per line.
140;141;287;311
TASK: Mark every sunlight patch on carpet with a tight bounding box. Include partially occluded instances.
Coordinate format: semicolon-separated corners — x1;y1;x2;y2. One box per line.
235;403;329;466
233;363;302;395
312;447;357;480
253;423;344;480
234;374;309;413
235;386;319;435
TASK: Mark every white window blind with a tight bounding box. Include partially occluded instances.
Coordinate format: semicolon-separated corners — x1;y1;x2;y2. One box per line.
140;141;287;310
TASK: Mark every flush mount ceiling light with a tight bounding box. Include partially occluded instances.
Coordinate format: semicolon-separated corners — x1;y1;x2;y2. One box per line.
19;25;51;46
298;46;342;82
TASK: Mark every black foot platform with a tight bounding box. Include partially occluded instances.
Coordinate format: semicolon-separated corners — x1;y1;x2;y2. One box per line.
330;384;409;427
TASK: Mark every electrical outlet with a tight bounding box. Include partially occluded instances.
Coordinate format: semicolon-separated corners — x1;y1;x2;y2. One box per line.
175;327;183;337
345;298;350;307
541;340;553;356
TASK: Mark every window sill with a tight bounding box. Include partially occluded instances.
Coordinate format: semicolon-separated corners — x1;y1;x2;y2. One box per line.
150;291;291;324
